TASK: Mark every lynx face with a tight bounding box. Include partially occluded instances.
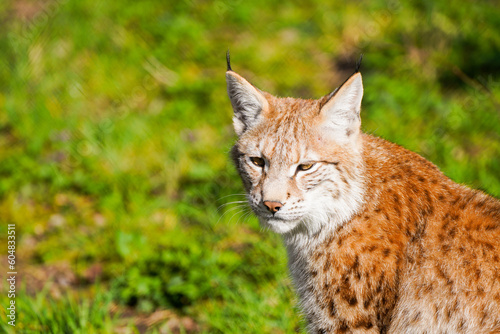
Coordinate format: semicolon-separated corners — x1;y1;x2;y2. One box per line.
227;67;366;236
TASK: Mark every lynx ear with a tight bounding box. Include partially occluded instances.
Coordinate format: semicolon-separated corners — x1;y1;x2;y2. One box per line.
319;72;363;142
226;71;269;136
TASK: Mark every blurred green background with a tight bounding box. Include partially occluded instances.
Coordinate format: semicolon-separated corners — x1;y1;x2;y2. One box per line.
0;0;499;332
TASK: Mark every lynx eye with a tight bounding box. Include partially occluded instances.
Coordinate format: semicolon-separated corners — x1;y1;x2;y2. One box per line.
250;156;265;167
297;163;315;172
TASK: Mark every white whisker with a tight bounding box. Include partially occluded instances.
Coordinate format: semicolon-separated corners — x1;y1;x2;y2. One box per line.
227;207;251;225
236;208;254;225
216;200;248;212
216;193;247;202
215;204;249;225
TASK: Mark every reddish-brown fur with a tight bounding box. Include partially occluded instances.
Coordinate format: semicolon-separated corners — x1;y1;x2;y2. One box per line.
308;135;500;333
226;67;500;333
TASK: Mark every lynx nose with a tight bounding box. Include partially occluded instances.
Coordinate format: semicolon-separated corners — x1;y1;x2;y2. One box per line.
263;201;283;214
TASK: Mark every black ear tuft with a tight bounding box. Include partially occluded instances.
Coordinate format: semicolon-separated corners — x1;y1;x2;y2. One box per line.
320;55;363;109
355;54;363;73
226;49;232;71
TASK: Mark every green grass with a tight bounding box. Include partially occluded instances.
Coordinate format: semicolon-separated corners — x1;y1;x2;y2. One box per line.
0;0;499;332
0;283;118;333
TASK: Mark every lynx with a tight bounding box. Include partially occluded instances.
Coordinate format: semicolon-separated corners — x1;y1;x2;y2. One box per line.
226;54;500;334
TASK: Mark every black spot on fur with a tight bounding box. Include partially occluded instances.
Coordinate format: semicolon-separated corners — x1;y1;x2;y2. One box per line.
328;300;336;317
363;297;371;309
338;320;349;333
354;318;373;329
323;259;331;272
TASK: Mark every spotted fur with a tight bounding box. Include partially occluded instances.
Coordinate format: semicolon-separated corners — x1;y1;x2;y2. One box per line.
226;67;500;333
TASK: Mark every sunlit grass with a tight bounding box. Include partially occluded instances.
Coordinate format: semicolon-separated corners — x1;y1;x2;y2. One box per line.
0;284;118;334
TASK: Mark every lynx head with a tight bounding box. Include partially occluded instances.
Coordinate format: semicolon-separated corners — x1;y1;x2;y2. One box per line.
227;58;366;237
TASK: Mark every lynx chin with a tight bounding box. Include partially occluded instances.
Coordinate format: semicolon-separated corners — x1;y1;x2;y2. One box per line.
226;53;500;334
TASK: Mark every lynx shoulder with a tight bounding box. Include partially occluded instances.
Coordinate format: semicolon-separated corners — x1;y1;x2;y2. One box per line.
226;55;500;333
